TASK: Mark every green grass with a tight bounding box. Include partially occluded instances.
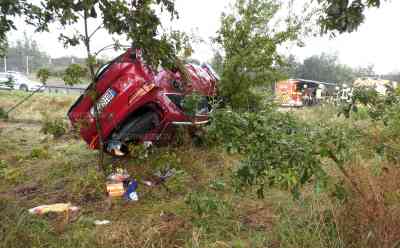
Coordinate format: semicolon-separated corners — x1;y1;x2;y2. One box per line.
0;91;399;247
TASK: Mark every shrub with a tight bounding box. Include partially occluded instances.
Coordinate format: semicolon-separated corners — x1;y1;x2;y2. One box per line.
208;108;324;198
40;114;67;138
0;160;8;178
71;167;105;203
185;191;230;217
0;107;8;119
36;68;50;84
30;147;50;159
62;64;88;86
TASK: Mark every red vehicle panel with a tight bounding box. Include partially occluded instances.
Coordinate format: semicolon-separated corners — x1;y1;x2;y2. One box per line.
68;49;218;155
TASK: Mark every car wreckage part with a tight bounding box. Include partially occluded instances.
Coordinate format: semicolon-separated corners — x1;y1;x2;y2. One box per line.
106;111;160;156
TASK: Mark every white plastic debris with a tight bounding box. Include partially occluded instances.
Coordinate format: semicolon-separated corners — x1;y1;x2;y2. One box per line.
28;203;79;215
94;220;111;226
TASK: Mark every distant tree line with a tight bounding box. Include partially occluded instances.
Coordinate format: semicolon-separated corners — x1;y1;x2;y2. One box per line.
279;53;399;85
0;33;50;73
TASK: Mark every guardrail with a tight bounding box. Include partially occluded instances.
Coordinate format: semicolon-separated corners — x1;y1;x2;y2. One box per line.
0;85;86;95
44;85;86;94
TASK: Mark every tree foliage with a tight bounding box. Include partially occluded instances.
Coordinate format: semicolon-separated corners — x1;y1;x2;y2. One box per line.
282;53;356;84
209;51;223;76
337;86;400;164
215;0;300;110
62;64;87;86
0;1;48;56
36;68;50;84
0;0;24;55
207;106;363;198
36;0;190;71
339;85;400;122
318;0;384;34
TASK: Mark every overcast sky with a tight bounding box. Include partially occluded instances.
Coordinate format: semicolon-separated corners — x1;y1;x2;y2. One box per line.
8;0;400;74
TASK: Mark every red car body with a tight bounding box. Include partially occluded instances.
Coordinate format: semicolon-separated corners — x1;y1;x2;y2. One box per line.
68;49;218;154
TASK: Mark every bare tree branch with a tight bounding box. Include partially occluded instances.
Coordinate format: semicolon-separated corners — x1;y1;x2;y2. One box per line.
89;23;104;40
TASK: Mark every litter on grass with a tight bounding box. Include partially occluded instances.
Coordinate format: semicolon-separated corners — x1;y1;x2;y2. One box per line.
142;180;154;187
124;180;139;202
107;168;130;182
154;168;176;184
106;182;125;197
105;167;175;200
94;220;111;225
28;203;79;215
106;168;130;198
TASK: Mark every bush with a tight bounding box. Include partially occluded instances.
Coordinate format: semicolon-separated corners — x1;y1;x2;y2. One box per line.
30;146;50;159
0;160;8;178
0;107;8;119
36;68;50;84
40;114;67;138
208;108;324;197
71;167;105;203
185;191;229;217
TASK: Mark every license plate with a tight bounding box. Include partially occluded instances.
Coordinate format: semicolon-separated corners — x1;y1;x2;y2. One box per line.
92;88;116;114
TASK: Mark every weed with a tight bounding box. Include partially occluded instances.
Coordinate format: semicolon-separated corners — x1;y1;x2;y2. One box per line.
0;160;8;177
71;167;105;203
0;107;8;119
164;169;190;194
209;178;226;191
30;146;50;159
2;167;25;184
40;113;67;138
185;191;230;217
273;197;344;248
0;200;56;248
128;143;149;162
152;149;182;171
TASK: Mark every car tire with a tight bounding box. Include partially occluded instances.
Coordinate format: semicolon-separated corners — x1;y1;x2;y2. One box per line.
107;111;160;154
19;84;28;92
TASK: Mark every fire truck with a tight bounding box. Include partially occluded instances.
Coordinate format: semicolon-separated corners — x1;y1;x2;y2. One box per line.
275;79;336;107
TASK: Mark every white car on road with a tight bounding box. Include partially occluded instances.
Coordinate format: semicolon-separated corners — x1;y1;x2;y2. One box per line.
0;71;45;92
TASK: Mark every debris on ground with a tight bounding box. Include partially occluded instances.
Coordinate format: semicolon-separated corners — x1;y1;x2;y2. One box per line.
107;168;130;182
124;179;139;202
153;168;176;185
14;183;40;199
28;203;79;215
141;180;154;187
106;182;125;197
105;167;175;200
140;168;176;189
106;168;130;198
94;220;111;226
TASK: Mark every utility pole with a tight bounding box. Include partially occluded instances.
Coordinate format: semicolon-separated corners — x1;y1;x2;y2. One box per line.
3;57;6;72
26;56;29;75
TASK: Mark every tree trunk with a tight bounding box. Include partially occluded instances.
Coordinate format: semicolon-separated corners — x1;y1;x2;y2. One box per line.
83;9;105;172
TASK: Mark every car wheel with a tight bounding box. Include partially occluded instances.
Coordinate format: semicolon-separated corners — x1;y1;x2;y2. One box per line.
19;84;28;91
107;111;160;155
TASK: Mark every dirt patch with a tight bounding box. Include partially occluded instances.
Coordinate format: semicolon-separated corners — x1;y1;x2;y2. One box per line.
158;211;190;238
242;206;277;231
14;183;41;200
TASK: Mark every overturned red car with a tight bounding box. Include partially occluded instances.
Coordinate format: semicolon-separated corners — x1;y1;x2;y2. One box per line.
68;49;219;156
